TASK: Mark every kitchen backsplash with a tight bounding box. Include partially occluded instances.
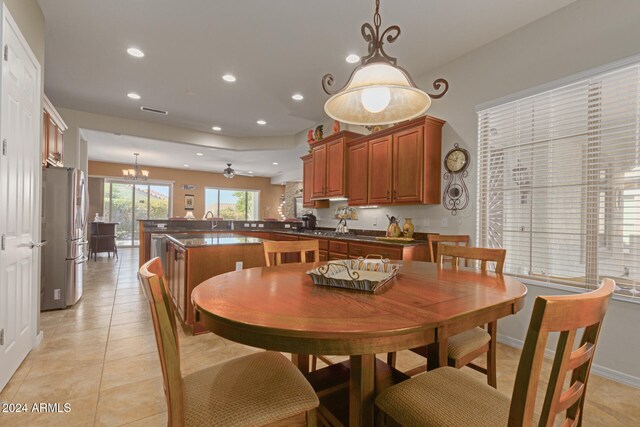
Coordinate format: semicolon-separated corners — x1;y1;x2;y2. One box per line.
309;201;475;237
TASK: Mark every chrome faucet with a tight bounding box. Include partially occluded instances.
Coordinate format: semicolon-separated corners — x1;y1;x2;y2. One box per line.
204;211;218;230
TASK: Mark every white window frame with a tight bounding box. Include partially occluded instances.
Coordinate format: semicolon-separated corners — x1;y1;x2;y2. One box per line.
204;187;260;221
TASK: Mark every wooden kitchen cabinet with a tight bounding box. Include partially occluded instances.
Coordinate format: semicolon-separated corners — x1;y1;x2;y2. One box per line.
393;125;424;203
348;115;445;206
326;138;346;196
368;135;393;204
347;141;368;206
302;155;329;208
42;95;66;167
308;131;362;200
311;144;327;199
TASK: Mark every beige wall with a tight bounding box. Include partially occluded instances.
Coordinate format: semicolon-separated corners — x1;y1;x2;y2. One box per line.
410;0;640;383
89;161;284;220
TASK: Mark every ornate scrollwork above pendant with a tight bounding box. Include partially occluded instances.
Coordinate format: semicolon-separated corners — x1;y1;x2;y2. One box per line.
321;0;449;102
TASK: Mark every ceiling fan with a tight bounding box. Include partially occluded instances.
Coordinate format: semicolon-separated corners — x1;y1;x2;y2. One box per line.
222;163;254;178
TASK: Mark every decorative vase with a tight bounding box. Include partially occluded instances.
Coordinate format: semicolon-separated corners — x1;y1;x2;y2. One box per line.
402;218;414;238
386;215;401;237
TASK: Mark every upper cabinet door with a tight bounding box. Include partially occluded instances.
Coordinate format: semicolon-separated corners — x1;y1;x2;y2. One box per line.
393;125;424;203
302;156;315;207
311;144;327;198
347;141;368;206
325;138;345;197
368;136;392;204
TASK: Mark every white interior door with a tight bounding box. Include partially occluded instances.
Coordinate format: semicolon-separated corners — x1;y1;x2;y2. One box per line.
0;6;41;391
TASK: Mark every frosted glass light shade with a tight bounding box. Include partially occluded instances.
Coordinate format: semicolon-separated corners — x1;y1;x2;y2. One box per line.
324;63;431;125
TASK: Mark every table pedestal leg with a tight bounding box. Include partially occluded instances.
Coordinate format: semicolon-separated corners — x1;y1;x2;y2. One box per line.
427;327;449;371
291;353;310;374
349;354;375;427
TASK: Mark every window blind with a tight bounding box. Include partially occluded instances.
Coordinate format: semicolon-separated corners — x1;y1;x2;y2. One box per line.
477;63;640;300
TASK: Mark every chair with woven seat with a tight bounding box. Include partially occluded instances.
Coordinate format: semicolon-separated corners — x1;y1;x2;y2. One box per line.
138;258;319;427
394;245;506;387
426;234;470;263
263;240;331;372
376;279;615;427
263;239;320;266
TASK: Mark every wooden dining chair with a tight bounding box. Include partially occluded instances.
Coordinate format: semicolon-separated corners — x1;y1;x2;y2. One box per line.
138;258;319;427
426;234;470;263
263;239;320;266
262;240;331;371
376;279;615;427
393;244;506;387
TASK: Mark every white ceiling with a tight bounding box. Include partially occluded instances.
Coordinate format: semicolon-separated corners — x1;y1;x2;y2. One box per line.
39;0;576;139
85;130;301;179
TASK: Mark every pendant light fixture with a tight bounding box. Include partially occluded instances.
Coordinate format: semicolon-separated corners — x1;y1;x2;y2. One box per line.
322;0;449;125
122;153;149;181
223;163;236;178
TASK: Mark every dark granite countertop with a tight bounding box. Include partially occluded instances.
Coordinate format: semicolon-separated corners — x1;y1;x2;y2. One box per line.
275;230;429;247
166;233;265;248
143;220;431;247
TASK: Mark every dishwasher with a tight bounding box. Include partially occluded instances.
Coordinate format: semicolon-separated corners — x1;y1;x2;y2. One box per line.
150;234;167;270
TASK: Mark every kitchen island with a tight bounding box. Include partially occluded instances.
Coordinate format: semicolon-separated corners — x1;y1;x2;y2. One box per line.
163;233;267;334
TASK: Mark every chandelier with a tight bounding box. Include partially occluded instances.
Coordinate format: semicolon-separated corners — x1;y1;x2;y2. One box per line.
122;153;149;181
322;0;449;125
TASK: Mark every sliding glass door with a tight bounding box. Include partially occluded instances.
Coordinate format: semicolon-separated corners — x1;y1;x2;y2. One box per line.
103;180;172;247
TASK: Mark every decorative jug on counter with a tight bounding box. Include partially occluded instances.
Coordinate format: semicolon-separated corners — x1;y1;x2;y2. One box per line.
386;215;402;237
403;218;415;238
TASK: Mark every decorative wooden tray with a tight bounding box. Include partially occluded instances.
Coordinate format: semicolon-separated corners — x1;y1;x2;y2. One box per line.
306;257;400;293
375;236;415;242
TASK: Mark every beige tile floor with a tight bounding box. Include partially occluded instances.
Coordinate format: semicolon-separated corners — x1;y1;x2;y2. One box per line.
0;248;638;426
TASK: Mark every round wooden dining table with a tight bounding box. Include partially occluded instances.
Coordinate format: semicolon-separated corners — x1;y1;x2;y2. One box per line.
192;260;527;427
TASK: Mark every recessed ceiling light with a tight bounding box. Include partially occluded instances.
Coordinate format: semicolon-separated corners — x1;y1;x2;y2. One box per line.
222;74;236;82
346;54;360;64
127;47;145;58
184;164;190;167
257;120;267;125
212;126;222;131
196;153;204;156
272;162;279;165
127;92;141;100
292;93;304;101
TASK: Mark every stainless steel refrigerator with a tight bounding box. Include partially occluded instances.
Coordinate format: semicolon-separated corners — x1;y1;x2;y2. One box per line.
41;167;89;310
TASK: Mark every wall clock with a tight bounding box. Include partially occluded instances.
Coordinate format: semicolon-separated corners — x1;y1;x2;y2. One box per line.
442;143;470;215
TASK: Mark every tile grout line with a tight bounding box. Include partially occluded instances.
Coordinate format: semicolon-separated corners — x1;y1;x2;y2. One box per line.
92;255;122;426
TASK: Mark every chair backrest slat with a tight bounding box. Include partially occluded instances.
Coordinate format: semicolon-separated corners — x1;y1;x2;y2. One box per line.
427;234;470;263
508;279;615;427
437;244;506;274
263;240;320;266
138;258;184;426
